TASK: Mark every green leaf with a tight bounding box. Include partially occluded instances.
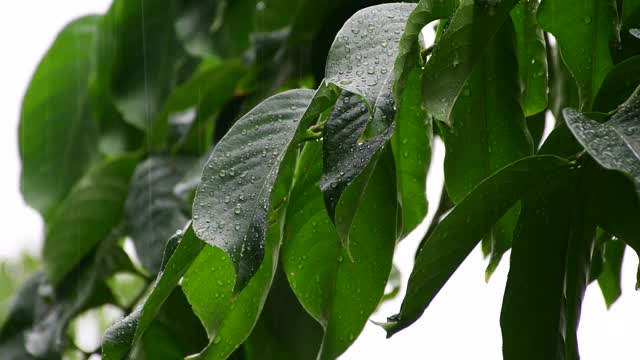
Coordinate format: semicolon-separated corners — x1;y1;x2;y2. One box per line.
125;156;197;273
319;90;394;250
391;68;430;236
527;111;547;149
19;16;101;217
96;0;182;131
593;55;640;113
193;87;335;290
564;96;640;192
511;0;548;116
384;155;570;336
102;225;204;359
500;173;572;360
324;3;415;107
631;28;640;39
546;39;579;124
282;142;398;360
392;0;457;102
597;239;625;308
440;18;532;203
422;0;519;124
44;156;138;285
242;269;323;360
538;0;614;111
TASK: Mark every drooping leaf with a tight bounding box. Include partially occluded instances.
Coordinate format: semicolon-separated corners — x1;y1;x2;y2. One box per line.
593;55;640;113
242;269;323;360
324;3;415;108
538;0;614;111
422;0;519;124
597;239;626;308
384;155;570;336
440;17;532;203
391;68;430;236
392;0;457;101
546;38;579;125
564;96;640;192
19;16;101;217
44;156;138;285
102;225;204;359
500;173;572;360
192;87;335;290
96;0;182;131
283;142;398;360
511;0;548;116
125;156;197;274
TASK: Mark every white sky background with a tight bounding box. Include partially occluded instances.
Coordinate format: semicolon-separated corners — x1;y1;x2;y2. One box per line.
0;2;639;359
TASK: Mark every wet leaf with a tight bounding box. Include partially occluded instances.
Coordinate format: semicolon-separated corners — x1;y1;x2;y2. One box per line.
511;0;548;116
283;142;398;360
193;87;335;290
19;16;101;217
538;0;614;111
384;155;570;336
423;0;519;124
102;226;204;359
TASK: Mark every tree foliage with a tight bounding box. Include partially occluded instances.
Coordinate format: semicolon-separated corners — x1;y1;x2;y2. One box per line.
4;0;640;359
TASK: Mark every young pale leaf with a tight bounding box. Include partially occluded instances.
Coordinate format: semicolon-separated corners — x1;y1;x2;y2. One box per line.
102;226;204;360
283;142;397;360
96;0;181;131
19;16;101;217
391;69;431;236
192;87;335;290
500;176;572;360
125;156;197;274
511;0;548;116
392;0;457;101
564;96;640;192
44;156;138;285
383;155;570;336
593;56;640;112
538;0;614;111
324;3;415;108
597;239;625;308
423;0;519;124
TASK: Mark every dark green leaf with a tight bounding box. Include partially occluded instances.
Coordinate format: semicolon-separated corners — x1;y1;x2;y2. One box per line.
44;156;138;285
511;0;548;116
384;155;569;336
242;269;323;360
96;0;182;131
500;174;572;360
283;142;398;360
102;226;204;359
538;0;614;111
324;3;414;107
391;68;430;236
193;87;335;290
125;156;197;273
564;96;640;192
19;16;101;217
593;56;640;113
392;0;456;102
597;239;625;308
423;0;519;124
527;111;547;149
546;38;579;124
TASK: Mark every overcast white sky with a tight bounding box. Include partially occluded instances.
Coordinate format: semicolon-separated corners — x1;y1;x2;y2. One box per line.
0;2;638;359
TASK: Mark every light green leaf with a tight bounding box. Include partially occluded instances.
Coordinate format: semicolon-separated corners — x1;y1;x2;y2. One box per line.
283;142;398;360
423;0;519;124
192;87;335;290
538;0;614;111
384;155;570;336
19;16;101;217
44;156;138;285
